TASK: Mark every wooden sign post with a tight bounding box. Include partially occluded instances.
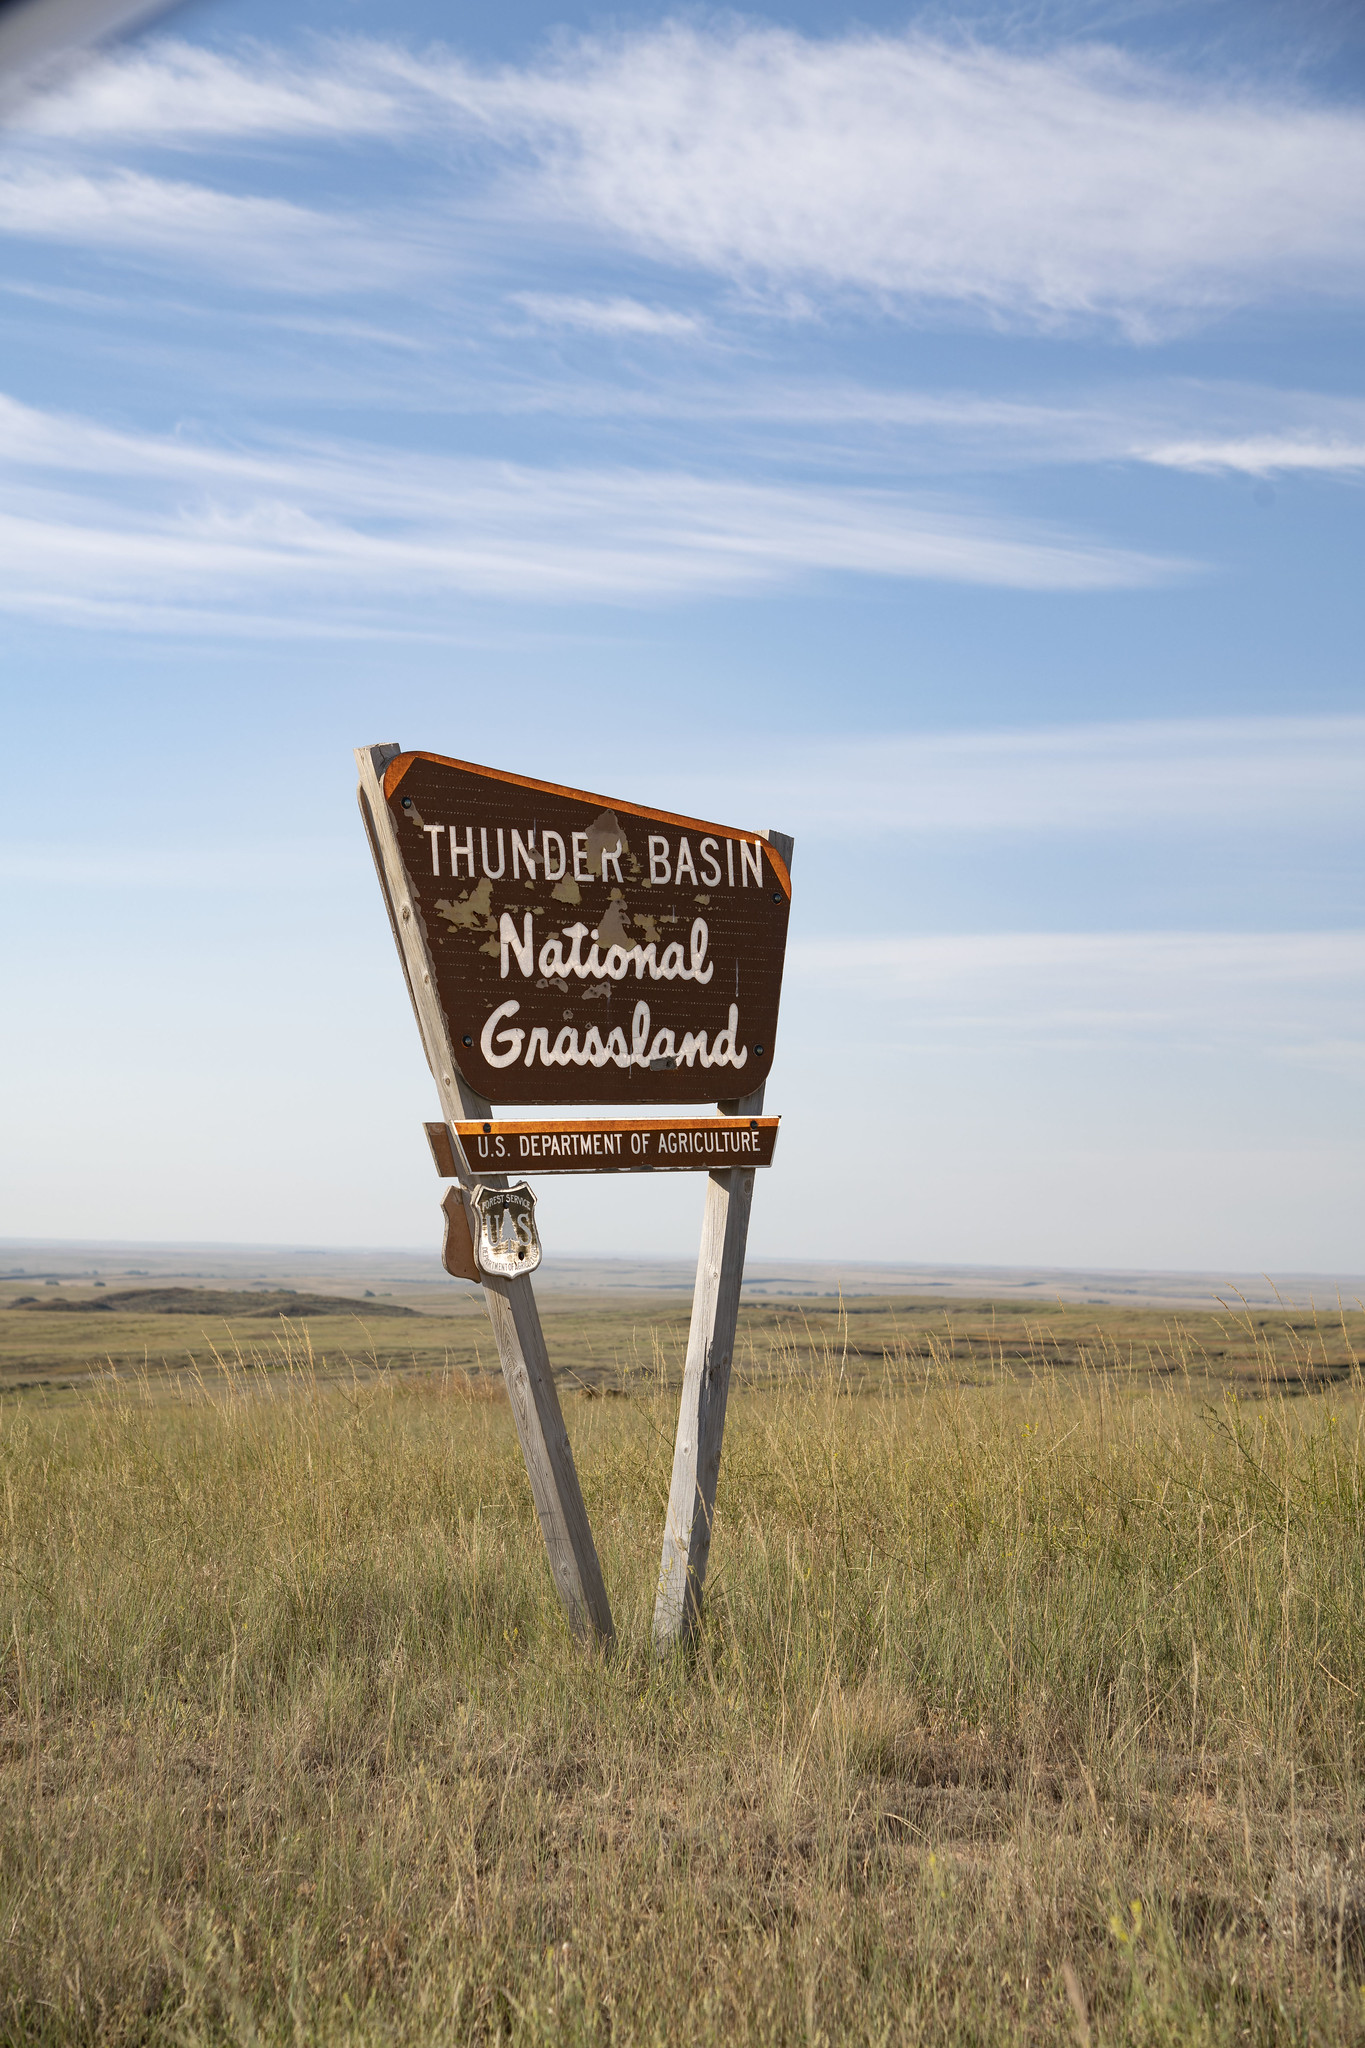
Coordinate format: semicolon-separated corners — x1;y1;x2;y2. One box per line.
356;743;792;1653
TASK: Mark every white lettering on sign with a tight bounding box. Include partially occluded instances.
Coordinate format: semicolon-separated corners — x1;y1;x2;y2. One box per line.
464;1124;767;1166
423;826;773;889
516;1130;626;1160
523;917;714;984
451;825;476;878
480;999;749;1072
653;1126;761;1156
512;830;537;880
499;912;534;979
542;832;567;881
481;1002;526;1068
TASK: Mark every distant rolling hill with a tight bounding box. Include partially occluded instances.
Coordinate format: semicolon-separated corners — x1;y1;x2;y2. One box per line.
9;1287;417;1319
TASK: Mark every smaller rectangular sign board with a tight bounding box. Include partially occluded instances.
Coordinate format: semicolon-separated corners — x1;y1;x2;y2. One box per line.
425;1117;779;1176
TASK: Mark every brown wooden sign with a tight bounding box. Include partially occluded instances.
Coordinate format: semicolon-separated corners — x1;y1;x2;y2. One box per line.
358;738;795;1656
380;751;792;1106
425;1117;779;1176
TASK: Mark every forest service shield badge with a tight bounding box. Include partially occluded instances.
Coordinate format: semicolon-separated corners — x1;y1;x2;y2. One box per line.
468;1181;543;1278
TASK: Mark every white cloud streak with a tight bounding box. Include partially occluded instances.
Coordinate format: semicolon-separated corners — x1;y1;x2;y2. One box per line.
335;367;1365;481
0;392;1175;623
1139;436;1365;475
0;839;360;887
11;26;1365;332
0;164;407;287
793;930;1365;986
511;293;703;337
674;717;1365;836
423;27;1365;332
11;38;404;139
787;930;1365;1061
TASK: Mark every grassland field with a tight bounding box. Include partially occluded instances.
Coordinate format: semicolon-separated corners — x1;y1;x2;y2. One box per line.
2;1275;1365;2045
3;1274;1358;1401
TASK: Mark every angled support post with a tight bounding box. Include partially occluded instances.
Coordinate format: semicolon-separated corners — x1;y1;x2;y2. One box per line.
355;742;613;1647
653;829;794;1654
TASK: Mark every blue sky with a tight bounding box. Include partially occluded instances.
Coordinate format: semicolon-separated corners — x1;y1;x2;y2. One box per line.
2;0;1362;1271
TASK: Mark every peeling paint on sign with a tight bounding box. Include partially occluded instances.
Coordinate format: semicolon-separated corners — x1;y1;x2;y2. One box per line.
383;750;791;1107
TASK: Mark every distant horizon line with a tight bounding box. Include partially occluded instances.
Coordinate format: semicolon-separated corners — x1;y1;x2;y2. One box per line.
2;1236;1362;1288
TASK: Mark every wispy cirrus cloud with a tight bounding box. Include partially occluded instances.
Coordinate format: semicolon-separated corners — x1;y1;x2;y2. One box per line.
786;930;1365;1064
511;293;703;337
0;164;408;287
0;484;1163;623
469;373;1365;479
10;26;1365;333
667;717;1365;837
0;391;1177;627
4;716;1358;882
792;930;1365;986
418;26;1365;333
0;838;361;887
10;38;405;139
1139;435;1365;475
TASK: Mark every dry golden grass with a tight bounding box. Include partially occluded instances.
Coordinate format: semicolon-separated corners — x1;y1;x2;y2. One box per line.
2;1303;1365;2044
3;1282;1358;1399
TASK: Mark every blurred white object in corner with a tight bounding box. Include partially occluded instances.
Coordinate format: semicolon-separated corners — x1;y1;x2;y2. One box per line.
0;0;180;101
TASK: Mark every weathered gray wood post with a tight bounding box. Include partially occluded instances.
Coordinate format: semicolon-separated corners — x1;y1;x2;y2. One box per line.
356;743;614;1647
653;829;794;1653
